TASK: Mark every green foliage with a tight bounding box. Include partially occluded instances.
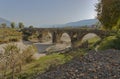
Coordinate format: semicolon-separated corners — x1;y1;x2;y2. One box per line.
81;36;101;50
88;36;101;45
1;44;22;79
0;28;22;43
0;23;7;28
0;44;38;79
18;53;72;79
22;45;37;63
0;43;87;79
112;18;120;31
11;22;15;28
19;22;24;29
65;48;87;58
96;0;120;30
29;25;33;28
28;31;39;42
98;35;120;50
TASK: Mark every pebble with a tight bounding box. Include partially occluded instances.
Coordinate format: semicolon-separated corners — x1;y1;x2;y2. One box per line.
35;49;120;79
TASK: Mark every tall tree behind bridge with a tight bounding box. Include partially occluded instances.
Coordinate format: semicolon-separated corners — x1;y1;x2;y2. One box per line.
29;25;33;28
18;22;24;29
96;0;120;30
11;22;15;28
1;23;7;28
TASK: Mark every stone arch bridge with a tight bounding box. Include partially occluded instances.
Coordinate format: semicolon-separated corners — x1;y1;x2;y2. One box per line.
22;28;109;48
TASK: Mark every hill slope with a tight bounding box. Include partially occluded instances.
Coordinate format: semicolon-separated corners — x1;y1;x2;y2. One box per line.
40;19;99;28
64;19;98;27
0;17;11;26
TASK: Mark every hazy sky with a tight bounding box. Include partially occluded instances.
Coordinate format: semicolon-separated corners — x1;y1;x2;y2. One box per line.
0;0;98;27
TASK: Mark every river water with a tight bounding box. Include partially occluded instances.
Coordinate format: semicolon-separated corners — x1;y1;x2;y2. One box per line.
23;41;53;53
33;43;53;53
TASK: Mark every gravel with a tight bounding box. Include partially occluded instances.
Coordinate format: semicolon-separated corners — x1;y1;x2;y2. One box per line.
35;49;120;79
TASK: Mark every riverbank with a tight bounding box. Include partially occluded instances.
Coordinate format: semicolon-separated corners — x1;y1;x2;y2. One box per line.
35;49;120;79
0;41;29;53
0;41;71;59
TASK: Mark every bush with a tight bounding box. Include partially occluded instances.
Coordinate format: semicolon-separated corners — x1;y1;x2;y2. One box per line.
22;45;37;63
98;35;120;50
17;53;72;79
0;44;22;79
0;28;22;43
0;44;38;79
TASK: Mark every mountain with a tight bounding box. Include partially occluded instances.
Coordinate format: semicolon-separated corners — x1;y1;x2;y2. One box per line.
63;19;98;27
46;19;98;28
0;17;11;26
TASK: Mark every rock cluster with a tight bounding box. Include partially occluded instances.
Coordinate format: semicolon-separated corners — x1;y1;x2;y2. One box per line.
35;49;120;79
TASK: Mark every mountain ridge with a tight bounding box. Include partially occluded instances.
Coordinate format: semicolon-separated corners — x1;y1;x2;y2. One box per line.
61;19;98;28
0;17;98;28
0;17;11;26
65;19;98;26
41;19;99;28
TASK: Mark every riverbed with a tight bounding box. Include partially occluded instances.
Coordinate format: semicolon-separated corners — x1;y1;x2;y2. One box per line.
33;43;53;53
23;41;53;53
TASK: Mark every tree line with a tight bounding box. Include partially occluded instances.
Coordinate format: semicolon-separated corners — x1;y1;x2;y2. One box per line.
0;22;34;29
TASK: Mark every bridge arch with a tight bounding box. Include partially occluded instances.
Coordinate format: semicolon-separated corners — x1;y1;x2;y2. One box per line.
39;31;53;43
22;28;109;48
71;32;103;48
81;33;101;43
60;32;71;47
80;33;101;48
60;33;71;43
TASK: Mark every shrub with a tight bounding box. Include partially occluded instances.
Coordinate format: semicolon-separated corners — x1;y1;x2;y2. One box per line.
0;44;38;79
0;28;22;43
98;35;120;50
22;45;37;63
0;44;22;79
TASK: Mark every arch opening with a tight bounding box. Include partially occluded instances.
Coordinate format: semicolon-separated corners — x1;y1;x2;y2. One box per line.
46;33;71;52
60;33;71;47
80;33;101;48
42;31;53;44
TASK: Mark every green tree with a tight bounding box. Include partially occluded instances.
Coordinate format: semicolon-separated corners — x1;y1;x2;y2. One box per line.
18;22;24;29
96;0;120;30
29;25;33;28
1;23;7;28
11;22;15;28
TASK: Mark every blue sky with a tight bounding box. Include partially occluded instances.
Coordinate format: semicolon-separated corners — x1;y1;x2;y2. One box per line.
0;0;98;27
